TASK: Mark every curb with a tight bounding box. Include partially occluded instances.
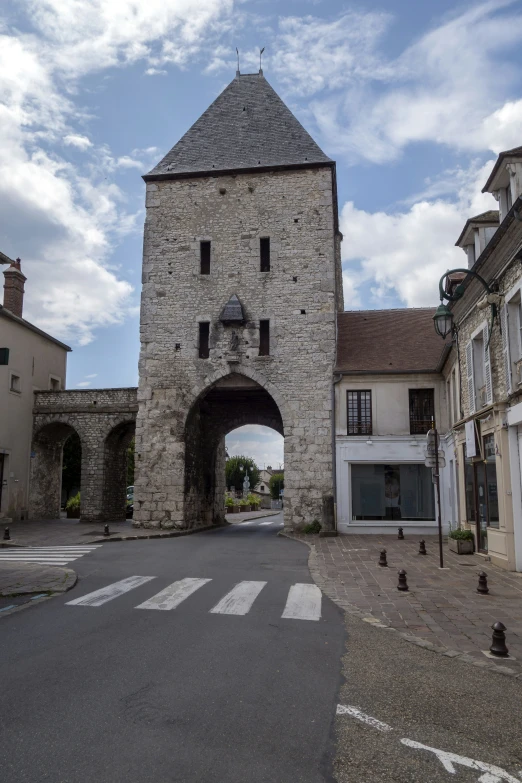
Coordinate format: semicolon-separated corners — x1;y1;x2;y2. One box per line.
91;521;227;543
279;531;522;680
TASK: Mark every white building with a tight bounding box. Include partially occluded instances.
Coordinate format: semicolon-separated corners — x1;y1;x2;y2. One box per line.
334;309;451;536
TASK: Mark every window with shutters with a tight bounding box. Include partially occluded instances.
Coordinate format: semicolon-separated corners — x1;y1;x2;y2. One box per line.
347;391;372;435
409;389;434;434
466;323;492;412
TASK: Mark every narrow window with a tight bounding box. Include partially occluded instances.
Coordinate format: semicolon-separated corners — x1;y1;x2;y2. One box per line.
260;237;270;272
49;377;61;391
10;373;21;393
409;389;434;435
347;391;372;435
0;348;9;365
259;320;270;356
200;241;211;275
199;322;210;359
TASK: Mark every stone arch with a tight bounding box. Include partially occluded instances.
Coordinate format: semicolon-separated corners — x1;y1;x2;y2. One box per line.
102;419;136;522
29;420;83;520
183;372;285;529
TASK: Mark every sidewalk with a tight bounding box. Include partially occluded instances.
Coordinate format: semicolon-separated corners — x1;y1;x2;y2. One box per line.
285;532;522;674
0;562;77;615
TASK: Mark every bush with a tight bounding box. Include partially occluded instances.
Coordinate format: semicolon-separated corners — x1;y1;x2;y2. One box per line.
238;499;249;508
449;528;474;541
247;493;260;508
302;519;322;534
65;492;80;512
225;496;234;508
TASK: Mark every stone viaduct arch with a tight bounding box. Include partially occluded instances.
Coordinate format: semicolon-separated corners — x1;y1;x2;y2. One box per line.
29;388;137;523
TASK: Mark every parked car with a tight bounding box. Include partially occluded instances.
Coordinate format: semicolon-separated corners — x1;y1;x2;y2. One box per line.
126;485;134;502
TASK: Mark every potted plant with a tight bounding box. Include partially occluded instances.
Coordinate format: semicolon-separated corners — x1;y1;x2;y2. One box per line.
248;493;260;510
239;499;251;512
65;492;81;519
225;496;235;514
448;528;474;554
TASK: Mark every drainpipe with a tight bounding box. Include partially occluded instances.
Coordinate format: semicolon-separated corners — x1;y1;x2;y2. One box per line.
332;373;342;532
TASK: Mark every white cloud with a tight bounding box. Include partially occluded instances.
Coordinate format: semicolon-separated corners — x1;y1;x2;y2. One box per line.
272;2;522;162
85;373;98;378
63;134;92;150
340;161;497;309
0;0;238;344
226;426;284;470
76;381;91;387
145;68;168;76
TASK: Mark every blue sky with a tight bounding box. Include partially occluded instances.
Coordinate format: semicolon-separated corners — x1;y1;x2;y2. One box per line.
1;0;522;466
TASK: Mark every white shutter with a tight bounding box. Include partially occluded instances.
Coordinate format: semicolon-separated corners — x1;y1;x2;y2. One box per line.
465;341;476;414
501;305;512;394
483;325;493;405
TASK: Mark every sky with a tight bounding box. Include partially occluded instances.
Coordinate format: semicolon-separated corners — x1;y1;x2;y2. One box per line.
1;0;522;467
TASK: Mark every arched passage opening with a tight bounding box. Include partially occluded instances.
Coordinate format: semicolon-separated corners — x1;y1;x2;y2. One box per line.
102;420;136;522
184;374;284;528
225;425;284;509
29;422;81;520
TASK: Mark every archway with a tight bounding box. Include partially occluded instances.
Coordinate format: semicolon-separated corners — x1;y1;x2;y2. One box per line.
29;422;81;520
184;374;284;528
102;420;136;522
225;425;284;509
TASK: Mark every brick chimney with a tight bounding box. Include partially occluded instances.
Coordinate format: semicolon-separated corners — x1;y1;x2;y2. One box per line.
3;258;27;318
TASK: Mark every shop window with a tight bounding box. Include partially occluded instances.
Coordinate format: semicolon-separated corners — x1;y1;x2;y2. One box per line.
409;389;434;434
484;434;499;530
463;436;499;553
464;447;476;523
351;463;435;521
347;390;372;435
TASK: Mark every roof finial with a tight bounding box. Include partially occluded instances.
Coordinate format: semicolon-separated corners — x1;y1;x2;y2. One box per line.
259;47;265;75
236;47;240;77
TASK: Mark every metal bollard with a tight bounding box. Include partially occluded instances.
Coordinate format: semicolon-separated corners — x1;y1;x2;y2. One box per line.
378;549;388;567
104;524;110;537
477;571;489;595
489;621;509;657
419;539;427;555
398;527;404;540
3;527;10;541
397;569;408;591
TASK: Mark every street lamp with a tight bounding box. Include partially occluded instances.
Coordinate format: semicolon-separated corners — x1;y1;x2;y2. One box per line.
434;268;498;345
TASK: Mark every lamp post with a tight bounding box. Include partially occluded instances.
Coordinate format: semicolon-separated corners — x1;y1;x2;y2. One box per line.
433;268;498;345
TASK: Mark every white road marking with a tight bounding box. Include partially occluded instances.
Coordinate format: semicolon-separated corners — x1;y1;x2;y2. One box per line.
210;581;266;615
281;583;322;621
401;739;521;782
336;705;393;732
259;520;276;526
136;578;211;611
239;520;258;526
0;545;102;565
67;576;155;606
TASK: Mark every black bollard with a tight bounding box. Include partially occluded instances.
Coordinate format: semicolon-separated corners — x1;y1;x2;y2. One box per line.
490;621;509;657
419;539;427;555
104;524;110;537
398;527;404;540
378;549;388;567
477;571;489;595
3;527;10;541
397;569;409;591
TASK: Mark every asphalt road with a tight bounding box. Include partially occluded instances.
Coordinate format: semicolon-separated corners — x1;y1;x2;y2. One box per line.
0;515;346;783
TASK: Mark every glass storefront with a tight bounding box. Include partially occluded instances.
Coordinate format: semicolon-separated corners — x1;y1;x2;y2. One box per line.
351;463;435;521
462;435;499;552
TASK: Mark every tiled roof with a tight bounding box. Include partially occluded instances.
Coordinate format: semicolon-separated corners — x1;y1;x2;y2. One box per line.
483;146;522;192
336;309;447;373
145;72;332;180
455;210;499;246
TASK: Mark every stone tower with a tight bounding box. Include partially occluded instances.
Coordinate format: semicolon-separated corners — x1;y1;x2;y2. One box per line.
134;70;343;531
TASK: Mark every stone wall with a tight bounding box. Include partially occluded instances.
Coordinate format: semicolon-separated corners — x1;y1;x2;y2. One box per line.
134;165;340;530
30;388;137;522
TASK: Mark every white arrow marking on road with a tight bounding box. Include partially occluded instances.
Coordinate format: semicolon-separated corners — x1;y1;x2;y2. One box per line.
136;578;211;611
401;739;522;782
210;581;266;615
336;705;393;732
282;583;322;621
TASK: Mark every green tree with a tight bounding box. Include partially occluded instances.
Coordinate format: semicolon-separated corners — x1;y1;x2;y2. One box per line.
225;456;260;494
127;439;135;486
269;473;284;500
62;433;82;500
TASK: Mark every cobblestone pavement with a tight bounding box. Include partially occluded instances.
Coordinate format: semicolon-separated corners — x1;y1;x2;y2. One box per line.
0;511;278;548
285;533;522;674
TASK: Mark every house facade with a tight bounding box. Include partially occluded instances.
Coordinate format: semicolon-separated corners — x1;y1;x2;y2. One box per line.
0;257;70;521
334;309;451;536
438;146;522;571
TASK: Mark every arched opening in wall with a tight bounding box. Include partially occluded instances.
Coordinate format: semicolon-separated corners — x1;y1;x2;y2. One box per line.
225;425;284;512
62;432;82;516
30;422;81;520
184;374;284;528
102;421;136;522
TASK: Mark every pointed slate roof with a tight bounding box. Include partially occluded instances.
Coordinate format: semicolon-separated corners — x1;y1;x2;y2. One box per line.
220;294;244;323
144;72;332;181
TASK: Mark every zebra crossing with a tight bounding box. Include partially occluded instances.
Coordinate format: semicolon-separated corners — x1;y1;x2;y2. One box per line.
66;576;322;620
0;545;102;566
